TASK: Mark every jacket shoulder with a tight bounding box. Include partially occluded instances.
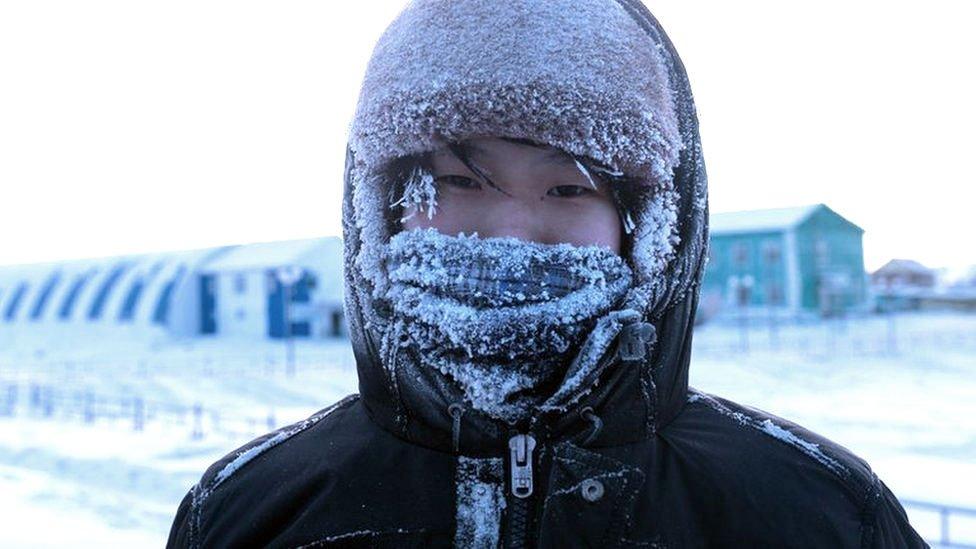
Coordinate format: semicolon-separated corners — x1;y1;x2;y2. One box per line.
662;389;926;548
199;393;362;492
167;394;362;548
167;393;457;548
683;389;874;489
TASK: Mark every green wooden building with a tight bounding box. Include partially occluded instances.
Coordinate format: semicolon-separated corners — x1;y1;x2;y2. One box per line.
700;204;868;318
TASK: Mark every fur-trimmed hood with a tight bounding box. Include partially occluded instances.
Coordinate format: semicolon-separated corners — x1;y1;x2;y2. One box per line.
341;0;710;453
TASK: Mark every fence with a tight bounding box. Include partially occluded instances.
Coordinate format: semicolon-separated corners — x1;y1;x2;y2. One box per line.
901;499;976;548
692;313;976;358
0;347;357;381
0;381;279;441
3;383;975;546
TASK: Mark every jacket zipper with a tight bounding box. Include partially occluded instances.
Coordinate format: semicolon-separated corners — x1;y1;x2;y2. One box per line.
506;433;537;548
499;320;646;546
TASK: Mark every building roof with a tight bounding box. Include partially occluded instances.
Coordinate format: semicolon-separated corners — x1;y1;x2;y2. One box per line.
200;237;341;272
872;259;934;277
709;204;822;235
0;247;224;326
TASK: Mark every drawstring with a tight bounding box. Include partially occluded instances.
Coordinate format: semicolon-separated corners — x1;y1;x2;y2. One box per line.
579;406;603;446
575;319;649;446
448;403;466;453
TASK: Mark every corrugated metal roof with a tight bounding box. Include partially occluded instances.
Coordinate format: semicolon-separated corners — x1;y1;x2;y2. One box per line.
709;204;822;235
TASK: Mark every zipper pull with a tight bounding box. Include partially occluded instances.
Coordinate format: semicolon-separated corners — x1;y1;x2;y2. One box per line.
508;434;537;499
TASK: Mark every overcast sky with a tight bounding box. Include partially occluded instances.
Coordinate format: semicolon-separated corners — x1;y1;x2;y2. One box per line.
1;1;972;273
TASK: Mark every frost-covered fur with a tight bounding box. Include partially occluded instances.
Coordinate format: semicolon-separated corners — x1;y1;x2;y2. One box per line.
342;0;711;437
383;229;633;423
349;0;682;186
346;0;686;323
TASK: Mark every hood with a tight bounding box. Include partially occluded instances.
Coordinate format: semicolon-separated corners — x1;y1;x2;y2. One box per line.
341;0;709;454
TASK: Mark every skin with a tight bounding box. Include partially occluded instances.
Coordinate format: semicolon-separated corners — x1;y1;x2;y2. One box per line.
401;137;622;254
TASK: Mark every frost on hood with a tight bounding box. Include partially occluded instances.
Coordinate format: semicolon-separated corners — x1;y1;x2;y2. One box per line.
454;456;506;548
382;228;633;423
341;0;712;444
344;0;689;330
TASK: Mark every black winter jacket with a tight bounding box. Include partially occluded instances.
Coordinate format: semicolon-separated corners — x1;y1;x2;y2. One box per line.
167;0;927;546
166;351;925;548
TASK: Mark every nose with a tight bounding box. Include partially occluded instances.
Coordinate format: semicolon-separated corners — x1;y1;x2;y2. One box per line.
476;194;554;244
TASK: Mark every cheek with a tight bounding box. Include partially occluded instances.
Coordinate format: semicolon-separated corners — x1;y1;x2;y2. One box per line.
549;201;622;253
400;194;478;234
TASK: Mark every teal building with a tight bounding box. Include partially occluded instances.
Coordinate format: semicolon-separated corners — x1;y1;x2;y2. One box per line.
700;204;868;318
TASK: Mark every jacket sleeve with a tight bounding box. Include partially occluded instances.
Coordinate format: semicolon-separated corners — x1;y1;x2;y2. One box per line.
866;478;929;548
166;487;196;549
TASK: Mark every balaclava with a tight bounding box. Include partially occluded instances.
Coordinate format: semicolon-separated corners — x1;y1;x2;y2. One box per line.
342;0;709;449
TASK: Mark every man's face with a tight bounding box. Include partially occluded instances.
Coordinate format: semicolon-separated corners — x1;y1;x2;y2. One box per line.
401;137;622;254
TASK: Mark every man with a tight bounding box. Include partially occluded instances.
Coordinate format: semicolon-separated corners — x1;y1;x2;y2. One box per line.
167;0;926;546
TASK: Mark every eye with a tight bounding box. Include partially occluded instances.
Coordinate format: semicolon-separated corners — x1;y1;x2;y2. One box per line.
547;185;594;198
436;175;482;190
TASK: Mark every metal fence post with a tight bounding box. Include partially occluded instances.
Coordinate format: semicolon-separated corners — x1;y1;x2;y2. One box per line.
29;383;41;412
42;386;54;417
133;397;145;431
84;391;95;424
940;507;950;547
192;403;204;440
2;384;16;416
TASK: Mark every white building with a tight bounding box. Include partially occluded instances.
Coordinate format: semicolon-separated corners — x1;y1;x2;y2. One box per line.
199;238;345;339
0;237;345;340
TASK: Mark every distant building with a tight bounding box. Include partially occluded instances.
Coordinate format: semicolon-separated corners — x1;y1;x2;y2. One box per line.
870;260;976;312
871;259;937;289
951;265;976;289
0;237;345;340
199;239;345;339
700;203;868;318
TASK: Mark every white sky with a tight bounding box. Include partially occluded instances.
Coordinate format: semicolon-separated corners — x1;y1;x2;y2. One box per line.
0;1;972;273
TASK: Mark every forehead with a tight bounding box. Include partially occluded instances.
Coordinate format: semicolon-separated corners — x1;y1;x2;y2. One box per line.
432;138;577;169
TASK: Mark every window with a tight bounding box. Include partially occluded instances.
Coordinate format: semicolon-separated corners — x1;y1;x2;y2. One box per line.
234;274;247;294
815;238;830;268
731;242;749;267
762;241;782;265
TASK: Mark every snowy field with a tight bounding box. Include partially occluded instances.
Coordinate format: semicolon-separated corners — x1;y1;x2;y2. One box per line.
0;310;973;547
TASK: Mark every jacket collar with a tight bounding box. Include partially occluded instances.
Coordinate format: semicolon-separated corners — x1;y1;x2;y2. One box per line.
350;297;695;456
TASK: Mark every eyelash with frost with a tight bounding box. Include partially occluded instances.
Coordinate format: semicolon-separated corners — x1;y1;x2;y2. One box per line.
390;154;637;235
391;164;438;222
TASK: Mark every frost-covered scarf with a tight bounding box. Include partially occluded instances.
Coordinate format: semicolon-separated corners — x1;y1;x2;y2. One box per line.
382;228;634;424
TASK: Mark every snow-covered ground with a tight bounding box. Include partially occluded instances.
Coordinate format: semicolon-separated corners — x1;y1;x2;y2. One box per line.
0;310;973;547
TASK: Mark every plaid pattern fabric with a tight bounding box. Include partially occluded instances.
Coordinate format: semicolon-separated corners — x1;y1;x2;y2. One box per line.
381;229;634;422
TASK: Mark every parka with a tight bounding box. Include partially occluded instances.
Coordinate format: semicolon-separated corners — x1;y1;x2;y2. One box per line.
166;1;927;547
